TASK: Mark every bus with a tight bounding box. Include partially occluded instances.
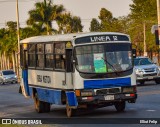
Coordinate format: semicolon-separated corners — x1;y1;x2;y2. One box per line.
19;32;137;117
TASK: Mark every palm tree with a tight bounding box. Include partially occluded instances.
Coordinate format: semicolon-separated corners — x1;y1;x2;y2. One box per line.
0;22;18;72
27;0;65;35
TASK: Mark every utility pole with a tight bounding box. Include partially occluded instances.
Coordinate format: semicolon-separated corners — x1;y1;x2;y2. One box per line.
157;0;160;64
16;0;20;81
143;21;147;56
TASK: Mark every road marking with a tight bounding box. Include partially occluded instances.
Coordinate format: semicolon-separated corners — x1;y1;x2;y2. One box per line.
146;110;156;112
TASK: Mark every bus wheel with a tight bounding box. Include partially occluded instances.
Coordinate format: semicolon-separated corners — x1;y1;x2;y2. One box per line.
34;93;45;113
114;101;125;112
66;101;76;117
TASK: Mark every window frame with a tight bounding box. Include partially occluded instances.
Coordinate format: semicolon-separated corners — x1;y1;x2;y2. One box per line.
27;41;70;72
28;44;36;68
54;42;66;71
44;43;54;70
36;43;45;69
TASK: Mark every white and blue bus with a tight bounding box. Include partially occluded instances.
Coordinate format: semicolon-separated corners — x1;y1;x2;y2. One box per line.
19;32;137;117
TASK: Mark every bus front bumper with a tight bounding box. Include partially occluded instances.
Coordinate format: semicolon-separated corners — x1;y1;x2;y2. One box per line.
77;93;137;104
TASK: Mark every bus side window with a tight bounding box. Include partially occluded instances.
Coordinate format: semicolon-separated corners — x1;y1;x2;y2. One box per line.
36;44;44;68
55;43;65;70
28;44;36;67
45;43;54;68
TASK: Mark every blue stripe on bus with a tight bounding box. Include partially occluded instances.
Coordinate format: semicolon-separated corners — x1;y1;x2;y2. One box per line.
66;91;78;107
36;88;62;105
22;70;30;96
29;87;33;97
84;77;131;89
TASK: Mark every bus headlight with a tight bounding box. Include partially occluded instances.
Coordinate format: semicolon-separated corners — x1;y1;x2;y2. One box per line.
81;91;93;97
122;86;136;93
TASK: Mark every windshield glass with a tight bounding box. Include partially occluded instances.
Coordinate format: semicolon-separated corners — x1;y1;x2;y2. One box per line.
134;58;153;66
75;43;132;73
3;71;15;75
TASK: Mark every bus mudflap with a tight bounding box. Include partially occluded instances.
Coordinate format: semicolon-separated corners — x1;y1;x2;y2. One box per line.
20;70;30;97
66;91;78;107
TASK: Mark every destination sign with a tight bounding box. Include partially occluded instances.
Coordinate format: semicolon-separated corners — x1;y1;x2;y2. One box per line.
75;35;130;44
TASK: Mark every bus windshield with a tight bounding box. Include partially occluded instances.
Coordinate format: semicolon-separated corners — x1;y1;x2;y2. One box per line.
75;43;132;73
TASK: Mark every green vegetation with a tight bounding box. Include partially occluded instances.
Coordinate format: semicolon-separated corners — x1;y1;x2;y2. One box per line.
0;0;83;72
0;0;158;71
90;0;158;57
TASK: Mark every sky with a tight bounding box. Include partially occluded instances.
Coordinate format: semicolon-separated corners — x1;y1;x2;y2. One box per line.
0;0;133;32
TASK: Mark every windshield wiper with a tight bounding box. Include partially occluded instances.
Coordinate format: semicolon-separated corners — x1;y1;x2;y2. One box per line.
101;57;118;74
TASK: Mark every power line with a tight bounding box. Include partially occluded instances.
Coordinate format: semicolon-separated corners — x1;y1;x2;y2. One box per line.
0;0;36;3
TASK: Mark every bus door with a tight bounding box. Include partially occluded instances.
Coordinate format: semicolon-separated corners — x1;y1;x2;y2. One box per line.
19;44;30;97
65;48;74;87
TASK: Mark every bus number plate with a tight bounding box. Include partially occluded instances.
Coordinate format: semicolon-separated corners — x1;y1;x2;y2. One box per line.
104;95;114;100
148;77;153;79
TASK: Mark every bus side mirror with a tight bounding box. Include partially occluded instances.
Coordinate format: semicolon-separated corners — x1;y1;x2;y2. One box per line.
132;49;136;58
66;49;73;72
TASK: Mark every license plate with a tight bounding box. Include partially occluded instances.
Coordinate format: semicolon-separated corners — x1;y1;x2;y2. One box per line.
104;95;114;100
148;77;153;79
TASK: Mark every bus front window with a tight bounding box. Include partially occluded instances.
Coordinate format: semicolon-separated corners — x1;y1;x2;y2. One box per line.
106;51;132;72
75;44;133;73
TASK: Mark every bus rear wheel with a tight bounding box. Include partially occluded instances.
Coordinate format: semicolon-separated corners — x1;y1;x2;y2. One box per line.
114;101;125;112
34;93;50;113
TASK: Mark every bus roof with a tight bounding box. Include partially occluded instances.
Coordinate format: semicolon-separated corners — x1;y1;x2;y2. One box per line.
20;33;80;43
20;32;130;44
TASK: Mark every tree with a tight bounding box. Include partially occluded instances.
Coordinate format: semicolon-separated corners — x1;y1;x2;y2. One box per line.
130;0;157;21
90;8;127;32
27;0;65;35
0;21;18;72
98;8;114;32
57;13;83;34
129;0;157;54
99;8;113;22
20;27;40;39
6;21;17;32
70;16;83;33
90;18;101;32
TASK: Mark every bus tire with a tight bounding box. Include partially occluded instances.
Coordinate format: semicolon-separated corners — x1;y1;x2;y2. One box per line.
44;102;51;112
34;93;45;113
114;101;125;112
66;100;76;117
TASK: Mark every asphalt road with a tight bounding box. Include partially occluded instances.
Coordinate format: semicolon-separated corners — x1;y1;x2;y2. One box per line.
0;82;160;127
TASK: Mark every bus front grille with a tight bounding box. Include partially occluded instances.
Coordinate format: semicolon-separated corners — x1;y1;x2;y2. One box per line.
96;88;120;95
